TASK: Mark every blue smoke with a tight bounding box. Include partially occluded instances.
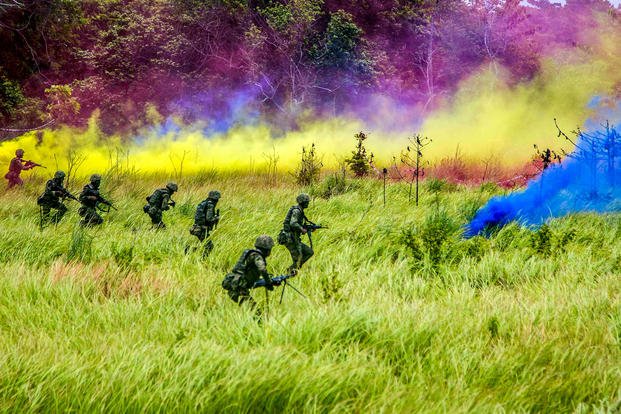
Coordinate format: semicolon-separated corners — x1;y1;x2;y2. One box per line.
465;119;621;238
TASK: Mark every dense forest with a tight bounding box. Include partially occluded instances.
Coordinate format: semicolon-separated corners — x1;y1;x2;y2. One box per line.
1;0;619;136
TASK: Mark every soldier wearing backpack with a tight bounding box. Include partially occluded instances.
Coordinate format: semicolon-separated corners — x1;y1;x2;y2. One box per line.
189;190;221;256
143;182;177;229
221;235;279;311
278;193;315;273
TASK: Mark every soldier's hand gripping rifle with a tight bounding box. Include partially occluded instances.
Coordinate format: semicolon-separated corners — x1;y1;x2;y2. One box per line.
60;189;79;202
24;160;46;169
303;221;327;250
96;196;117;212
252;272;307;303
252;274;292;289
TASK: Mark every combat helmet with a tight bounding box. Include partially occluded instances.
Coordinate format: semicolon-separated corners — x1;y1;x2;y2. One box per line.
90;174;101;183
296;193;310;206
254;235;275;251
54;170;66;180
208;190;221;200
166;182;178;192
15;149;24;157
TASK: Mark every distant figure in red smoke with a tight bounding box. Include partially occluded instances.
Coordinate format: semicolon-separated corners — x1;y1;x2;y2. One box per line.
5;149;41;188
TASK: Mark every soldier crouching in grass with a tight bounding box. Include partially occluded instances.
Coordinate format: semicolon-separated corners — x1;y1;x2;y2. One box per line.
78;174;105;227
37;170;78;225
221;235;280;318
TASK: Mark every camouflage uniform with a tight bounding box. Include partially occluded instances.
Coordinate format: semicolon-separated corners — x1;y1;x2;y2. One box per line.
37;171;69;224
78;174;104;226
189;190;220;255
5;149;34;188
222;235;275;310
279;193;314;272
144;182;177;229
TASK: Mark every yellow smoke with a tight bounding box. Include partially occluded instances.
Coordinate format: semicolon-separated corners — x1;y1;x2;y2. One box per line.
1;16;620;176
420;14;621;165
0;115;404;177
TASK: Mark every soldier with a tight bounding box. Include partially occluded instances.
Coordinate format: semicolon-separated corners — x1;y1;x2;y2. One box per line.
189;190;221;256
37;171;77;225
278;193;314;273
221;235;278;312
5;149;37;188
144;182;177;229
78;174;112;227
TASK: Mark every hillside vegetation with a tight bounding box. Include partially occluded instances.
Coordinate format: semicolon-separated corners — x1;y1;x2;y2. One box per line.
0;174;619;412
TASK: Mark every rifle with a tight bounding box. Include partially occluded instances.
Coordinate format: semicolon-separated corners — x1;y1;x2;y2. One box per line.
96;196;117;212
252;272;307;303
24;160;46;169
303;221;327;250
252;273;294;288
60;189;78;202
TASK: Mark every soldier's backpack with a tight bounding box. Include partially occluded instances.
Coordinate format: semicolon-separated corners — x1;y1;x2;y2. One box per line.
277;229;289;245
146;189;165;207
221;273;238;291
194;199;209;224
278;205;300;245
222;249;262;290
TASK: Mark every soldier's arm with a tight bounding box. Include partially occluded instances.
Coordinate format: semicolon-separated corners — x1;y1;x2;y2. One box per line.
15;159;25;171
87;189;99;201
253;254;272;284
161;193;170;210
45;180;55;193
79;187;94;202
290;208;306;233
205;202;216;224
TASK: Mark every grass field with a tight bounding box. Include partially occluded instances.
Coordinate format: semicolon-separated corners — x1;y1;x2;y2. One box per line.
0;172;619;412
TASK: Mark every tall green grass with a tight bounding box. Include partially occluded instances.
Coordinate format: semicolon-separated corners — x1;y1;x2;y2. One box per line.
0;174;619;412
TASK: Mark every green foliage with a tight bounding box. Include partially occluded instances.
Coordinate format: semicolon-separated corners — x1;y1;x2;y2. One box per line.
0;75;25;117
313;167;358;198
530;223;553;256
401;207;461;268
0;175;619;412
176;199;195;219
487;316;500;339
260;0;321;34
310;9;372;75
293;143;322;186
527;223;577;257
111;242;135;271
66;228;94;262
320;271;343;302
45;84;81;123
260;2;294;32
345;131;374;177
